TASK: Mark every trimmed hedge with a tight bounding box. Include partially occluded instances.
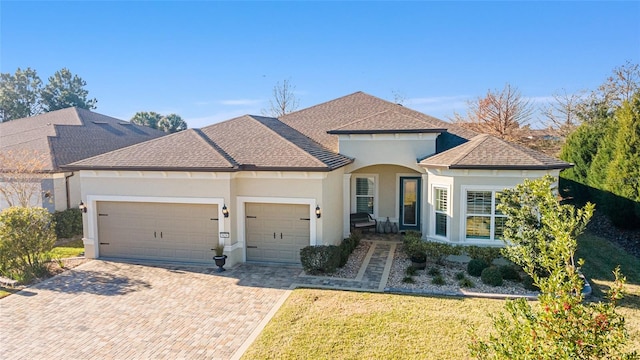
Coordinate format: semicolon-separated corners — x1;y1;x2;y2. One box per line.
465;246;502;265
499;264;522;281
481;266;504;286
467;258;489;277
300;232;361;274
53;208;83;239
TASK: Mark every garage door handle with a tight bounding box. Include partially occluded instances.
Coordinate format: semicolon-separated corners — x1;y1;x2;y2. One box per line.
247;246;257;248
273;232;276;239
280;233;283;239
300;218;310;220
99;242;109;245
247;216;257;219
154;231;157;238
160;232;163;238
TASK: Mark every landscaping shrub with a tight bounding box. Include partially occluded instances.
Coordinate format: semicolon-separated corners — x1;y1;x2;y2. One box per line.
467;258;489;277
498;264;521;281
300;245;341;274
431;274;446;285
522;274;539;291
405;265;417;276
481;266;503;286
424;242;461;264
427;267;441;276
459;277;475;288
455;271;466;281
338;232;361;267
465;246;502;265
53;208;83;239
403;233;426;262
402;276;415;284
0;206;56;283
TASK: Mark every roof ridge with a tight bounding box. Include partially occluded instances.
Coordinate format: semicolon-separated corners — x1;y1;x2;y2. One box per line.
248;116;329;168
331;108;394;131
192;128;239;168
448;134;488;165
279;91;366;120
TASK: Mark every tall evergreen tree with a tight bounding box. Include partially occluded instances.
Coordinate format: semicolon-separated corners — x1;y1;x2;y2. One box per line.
0;67;42;122
40;68;97;112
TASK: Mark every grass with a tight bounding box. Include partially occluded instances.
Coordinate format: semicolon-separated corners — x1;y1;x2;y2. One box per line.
243;230;640;359
0;238;85;299
48;238;84;259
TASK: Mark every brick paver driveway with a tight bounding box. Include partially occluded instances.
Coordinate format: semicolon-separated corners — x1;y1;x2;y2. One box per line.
0;260;300;359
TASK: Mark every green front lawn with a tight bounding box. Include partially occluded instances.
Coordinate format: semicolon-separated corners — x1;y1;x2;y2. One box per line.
242;231;640;359
48;238;84;259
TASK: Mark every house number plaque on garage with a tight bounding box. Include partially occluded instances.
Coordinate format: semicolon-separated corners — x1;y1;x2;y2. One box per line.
219;232;229;238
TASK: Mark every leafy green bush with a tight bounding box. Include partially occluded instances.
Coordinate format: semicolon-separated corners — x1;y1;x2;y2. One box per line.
424;242;461;264
465;246;502;265
338;232;362;267
0;207;56;283
522;274;539;291
300;245;341;275
405;265;417;276
459;277;475;288
402;276;415;284
498;264;521;281
427;267;441;276
455;271;466;280
52;208;83;239
432;274;446;285
403;232;425;262
481;266;503;286
467;258;489;277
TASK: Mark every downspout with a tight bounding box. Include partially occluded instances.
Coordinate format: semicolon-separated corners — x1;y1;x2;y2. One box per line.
65;172;74;209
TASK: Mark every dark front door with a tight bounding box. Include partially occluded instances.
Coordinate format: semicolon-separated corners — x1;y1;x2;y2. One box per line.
399;177;421;231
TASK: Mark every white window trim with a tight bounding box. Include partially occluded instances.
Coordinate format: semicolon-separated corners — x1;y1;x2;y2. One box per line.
351;174;378;218
430;183;450;241
460;185;510;245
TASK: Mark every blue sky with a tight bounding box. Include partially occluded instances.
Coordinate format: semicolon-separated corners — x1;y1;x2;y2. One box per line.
1;1;639;129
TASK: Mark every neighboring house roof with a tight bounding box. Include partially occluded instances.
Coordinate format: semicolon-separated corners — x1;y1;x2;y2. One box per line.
419;134;572;170
280;91;477;152
0;107;166;172
66;115;353;172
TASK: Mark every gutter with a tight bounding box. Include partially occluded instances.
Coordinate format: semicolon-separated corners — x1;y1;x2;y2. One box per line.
65;172;74;209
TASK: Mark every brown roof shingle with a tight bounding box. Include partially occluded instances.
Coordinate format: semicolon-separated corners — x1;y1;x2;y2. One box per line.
280;91;476;152
0;108;166;171
419;134;572;170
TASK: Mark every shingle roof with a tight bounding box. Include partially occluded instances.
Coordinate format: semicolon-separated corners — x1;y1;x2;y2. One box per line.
67;129;236;171
419;134;572;170
66;115;353;172
280;91;476;152
0;108;166;172
328;110;446;134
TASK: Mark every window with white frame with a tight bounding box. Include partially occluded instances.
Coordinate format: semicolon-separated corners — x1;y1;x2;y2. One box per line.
434;187;448;237
355;176;375;215
465;190;506;240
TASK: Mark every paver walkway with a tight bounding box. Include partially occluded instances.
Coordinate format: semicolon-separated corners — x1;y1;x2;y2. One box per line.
0;240;398;359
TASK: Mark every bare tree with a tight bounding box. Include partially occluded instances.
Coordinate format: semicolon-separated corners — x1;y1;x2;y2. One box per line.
597;60;640;108
543;89;587;137
450;83;533;142
263;79;299;118
0;150;49;208
391;89;406;105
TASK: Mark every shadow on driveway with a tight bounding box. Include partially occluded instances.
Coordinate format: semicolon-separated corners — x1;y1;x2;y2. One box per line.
32;265;152;296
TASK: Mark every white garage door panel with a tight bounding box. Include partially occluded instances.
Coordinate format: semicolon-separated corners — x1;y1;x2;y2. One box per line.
246;203;310;264
97;201;218;263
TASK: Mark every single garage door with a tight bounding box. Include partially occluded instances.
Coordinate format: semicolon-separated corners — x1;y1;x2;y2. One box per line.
97;201;218;263
245;203;310;264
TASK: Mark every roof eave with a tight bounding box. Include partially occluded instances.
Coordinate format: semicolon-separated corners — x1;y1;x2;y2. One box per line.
327;129;446;135
60;165;239;172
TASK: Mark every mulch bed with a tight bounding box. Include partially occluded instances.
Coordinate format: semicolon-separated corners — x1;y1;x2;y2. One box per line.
587;212;640;258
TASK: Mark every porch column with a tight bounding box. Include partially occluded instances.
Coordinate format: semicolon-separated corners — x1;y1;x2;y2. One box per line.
421;173;429;239
343;174;352;238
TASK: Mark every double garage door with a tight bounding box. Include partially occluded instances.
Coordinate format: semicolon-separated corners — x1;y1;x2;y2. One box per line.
96;201;310;265
97;201;218;263
246;203;310;264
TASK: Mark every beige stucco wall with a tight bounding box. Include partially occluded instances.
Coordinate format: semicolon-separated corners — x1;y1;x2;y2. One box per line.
350;164;421;222
79;169;334;267
321;168;345;246
338;133;437;173
425;168;562;245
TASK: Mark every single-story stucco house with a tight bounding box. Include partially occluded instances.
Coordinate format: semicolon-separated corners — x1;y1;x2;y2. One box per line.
64;92;570;267
0;108;166;212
